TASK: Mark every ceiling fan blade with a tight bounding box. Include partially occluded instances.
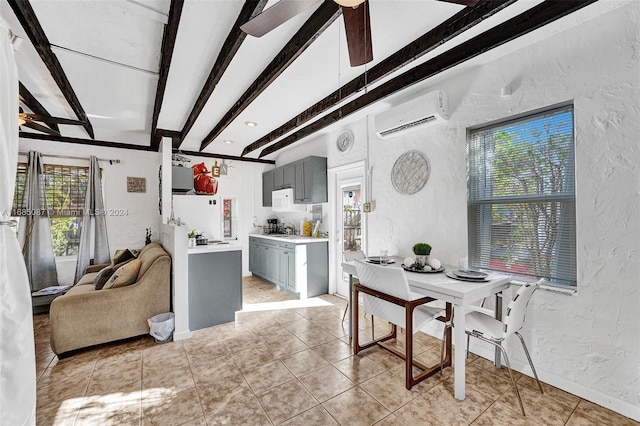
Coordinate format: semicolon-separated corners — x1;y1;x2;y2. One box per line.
22;120;61;136
342;1;373;67
437;0;480;6
241;0;320;37
22;114;85;126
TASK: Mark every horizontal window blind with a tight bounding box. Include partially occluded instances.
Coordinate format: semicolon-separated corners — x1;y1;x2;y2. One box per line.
468;105;576;286
12;163;89;217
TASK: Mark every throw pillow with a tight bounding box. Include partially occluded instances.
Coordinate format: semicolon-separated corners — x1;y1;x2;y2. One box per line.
94;265;117;290
103;259;142;289
112;248;136;265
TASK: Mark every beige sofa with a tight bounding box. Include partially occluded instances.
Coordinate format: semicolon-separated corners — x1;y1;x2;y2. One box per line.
50;242;171;356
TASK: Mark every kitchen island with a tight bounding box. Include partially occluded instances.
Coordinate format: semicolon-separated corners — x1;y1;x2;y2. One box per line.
188;242;242;331
249;234;328;299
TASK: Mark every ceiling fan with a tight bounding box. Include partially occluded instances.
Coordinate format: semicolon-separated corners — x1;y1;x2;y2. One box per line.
18;107;86;136
241;0;480;67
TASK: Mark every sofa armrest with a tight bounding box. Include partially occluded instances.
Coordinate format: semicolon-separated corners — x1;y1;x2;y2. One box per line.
85;263;110;274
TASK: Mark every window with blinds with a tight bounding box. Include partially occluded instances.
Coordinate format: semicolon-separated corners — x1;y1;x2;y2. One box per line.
467;105;576;286
12;163;89;217
12;163;90;257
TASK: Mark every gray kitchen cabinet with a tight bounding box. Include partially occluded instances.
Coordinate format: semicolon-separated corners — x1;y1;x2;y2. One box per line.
283;163;295;189
249;236;328;298
273;167;284;189
262;170;274;206
262;157;327;206
188;249;242;330
272;163;295;190
294;156;327;204
249;241;259;273
261;245;278;282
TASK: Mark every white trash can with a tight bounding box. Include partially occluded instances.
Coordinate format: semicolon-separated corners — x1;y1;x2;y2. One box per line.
148;312;175;343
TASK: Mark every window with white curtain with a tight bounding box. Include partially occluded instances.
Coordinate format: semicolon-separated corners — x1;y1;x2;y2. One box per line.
467;105;576;286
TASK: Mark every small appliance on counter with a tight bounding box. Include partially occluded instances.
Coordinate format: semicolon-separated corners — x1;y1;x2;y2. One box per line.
266;218;278;234
196;235;208;246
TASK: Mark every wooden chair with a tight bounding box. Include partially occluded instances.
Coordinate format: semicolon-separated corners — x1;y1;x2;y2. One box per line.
353;260;452;390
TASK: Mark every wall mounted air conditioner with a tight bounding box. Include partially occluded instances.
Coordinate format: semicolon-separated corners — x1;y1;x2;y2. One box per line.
374;91;448;139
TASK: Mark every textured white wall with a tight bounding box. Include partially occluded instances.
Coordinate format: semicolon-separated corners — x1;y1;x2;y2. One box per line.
18;139;162;283
323;1;639;418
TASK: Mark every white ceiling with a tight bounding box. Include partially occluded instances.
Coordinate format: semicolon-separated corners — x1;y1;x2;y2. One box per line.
1;0;625;160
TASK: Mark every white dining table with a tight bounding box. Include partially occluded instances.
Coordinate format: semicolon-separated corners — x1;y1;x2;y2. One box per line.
341;259;512;400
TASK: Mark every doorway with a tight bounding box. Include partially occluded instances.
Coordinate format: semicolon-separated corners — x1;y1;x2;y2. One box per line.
330;162;366;298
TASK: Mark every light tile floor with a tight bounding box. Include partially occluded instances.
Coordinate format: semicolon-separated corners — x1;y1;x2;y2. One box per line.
34;276;638;426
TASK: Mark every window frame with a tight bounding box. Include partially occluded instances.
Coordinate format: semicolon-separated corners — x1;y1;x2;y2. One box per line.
467;104;577;287
12;162;90;257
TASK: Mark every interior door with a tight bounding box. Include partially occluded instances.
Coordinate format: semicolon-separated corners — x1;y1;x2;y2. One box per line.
336;176;364;297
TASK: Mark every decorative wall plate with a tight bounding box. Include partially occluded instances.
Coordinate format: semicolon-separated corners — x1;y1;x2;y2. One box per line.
391;150;430;195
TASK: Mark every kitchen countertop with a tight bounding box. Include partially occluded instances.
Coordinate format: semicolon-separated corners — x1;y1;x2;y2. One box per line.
188;242;243;255
250;233;329;243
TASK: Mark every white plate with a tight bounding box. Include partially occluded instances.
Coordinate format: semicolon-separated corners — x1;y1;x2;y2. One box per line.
447;271;489;282
452;269;488;279
366;257;396;264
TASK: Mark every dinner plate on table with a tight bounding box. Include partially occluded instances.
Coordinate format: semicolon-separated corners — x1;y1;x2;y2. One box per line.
447;270;489;282
366;256;395;264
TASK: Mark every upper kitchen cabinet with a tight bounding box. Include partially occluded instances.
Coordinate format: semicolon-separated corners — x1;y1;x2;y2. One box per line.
262;157;327;207
294;156;327;204
262;170;274;206
273;163;295;190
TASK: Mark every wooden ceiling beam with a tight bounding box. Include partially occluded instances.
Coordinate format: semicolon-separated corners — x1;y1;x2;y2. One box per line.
242;0;515;156
19;131;156;151
173;149;275;165
176;0;268;148
150;0;184;151
19;132;275;164
199;0;341;151
18;82;60;133
9;0;94;139
259;0;597;157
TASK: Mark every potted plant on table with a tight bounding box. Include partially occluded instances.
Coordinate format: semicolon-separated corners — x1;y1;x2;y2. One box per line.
188;229;198;248
412;243;432;269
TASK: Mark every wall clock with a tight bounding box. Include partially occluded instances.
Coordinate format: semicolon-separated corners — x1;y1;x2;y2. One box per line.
336;129;354;152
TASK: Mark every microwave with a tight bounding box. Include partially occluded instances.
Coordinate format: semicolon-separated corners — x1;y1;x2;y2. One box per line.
272;188;303;212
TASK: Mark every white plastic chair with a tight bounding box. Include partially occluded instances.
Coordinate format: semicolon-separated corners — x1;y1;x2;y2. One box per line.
465;279;545;416
342;250;366;325
353;260;452;390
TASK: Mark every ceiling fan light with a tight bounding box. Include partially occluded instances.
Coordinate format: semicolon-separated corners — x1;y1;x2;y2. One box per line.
18;117;27;126
335;0;365;7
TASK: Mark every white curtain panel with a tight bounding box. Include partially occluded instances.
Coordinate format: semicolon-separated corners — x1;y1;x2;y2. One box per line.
74;156;110;282
0;19;37;426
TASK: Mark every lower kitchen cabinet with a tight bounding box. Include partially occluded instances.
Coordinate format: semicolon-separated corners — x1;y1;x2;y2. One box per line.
249;236;328;298
188;249;242;331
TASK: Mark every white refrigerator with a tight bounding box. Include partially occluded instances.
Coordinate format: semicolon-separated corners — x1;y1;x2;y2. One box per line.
172;195;222;241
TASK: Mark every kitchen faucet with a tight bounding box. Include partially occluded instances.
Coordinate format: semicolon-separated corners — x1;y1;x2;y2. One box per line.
284;223;296;235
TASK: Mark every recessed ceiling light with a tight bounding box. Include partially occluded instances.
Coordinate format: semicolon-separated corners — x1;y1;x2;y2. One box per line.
224;140;234;144
245;121;257;127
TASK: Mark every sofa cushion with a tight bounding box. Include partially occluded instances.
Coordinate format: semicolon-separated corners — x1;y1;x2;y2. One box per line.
103;259;142;289
93;265;118;290
77;272;99;286
112;248;136;265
